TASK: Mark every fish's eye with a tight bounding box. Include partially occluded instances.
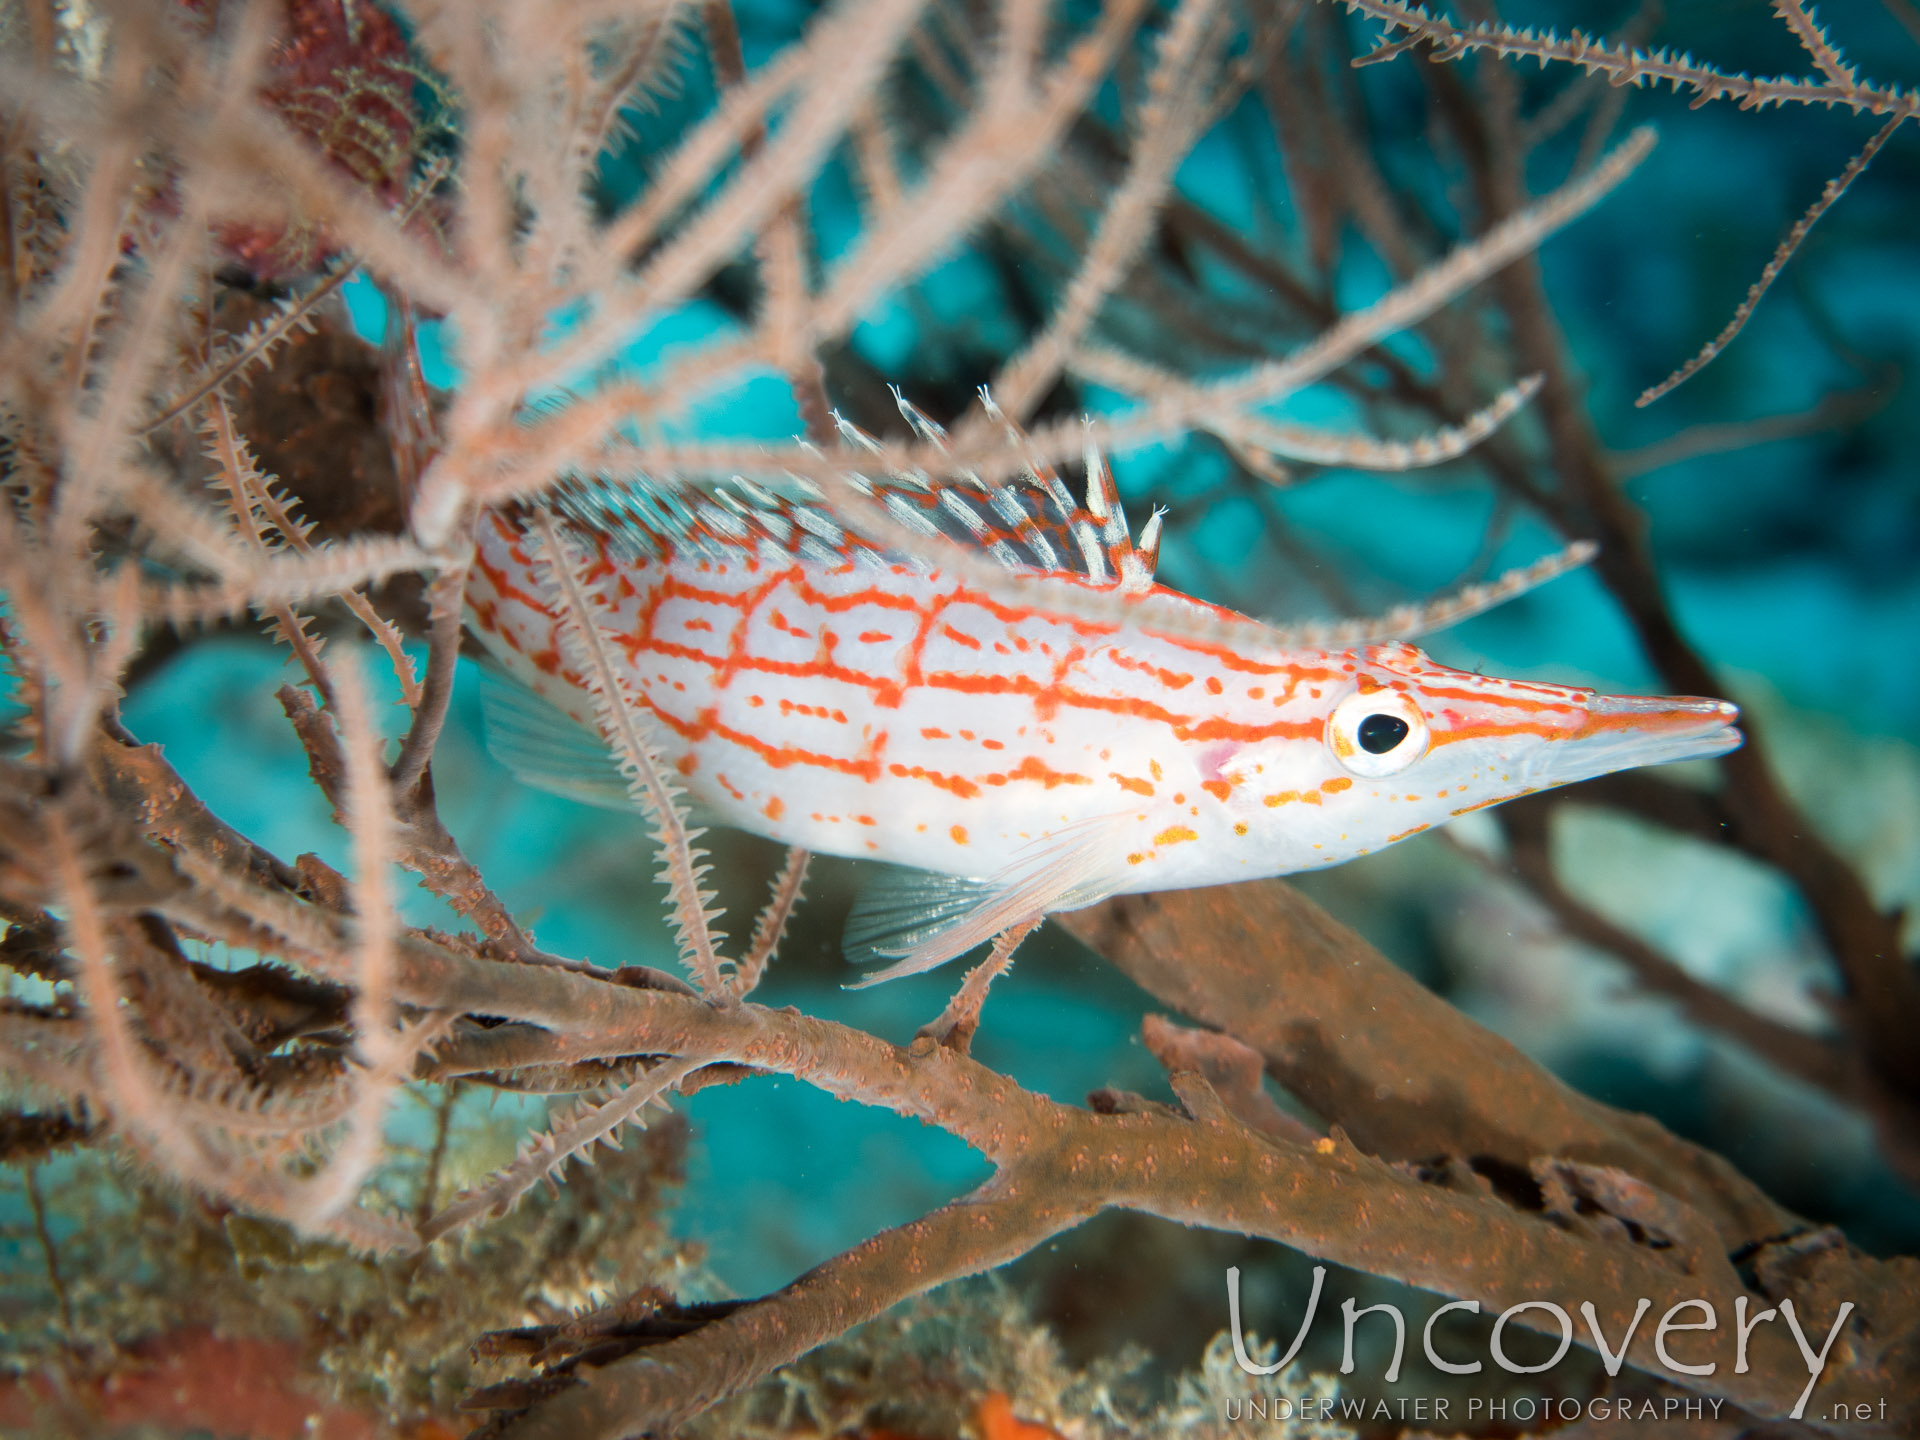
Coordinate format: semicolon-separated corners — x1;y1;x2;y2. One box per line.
1358;713;1410;754
1327;688;1429;778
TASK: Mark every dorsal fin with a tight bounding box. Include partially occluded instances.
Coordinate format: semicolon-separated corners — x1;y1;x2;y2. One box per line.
534;390;1152;587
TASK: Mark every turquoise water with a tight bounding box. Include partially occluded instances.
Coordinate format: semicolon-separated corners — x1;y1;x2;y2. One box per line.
111;0;1920;1312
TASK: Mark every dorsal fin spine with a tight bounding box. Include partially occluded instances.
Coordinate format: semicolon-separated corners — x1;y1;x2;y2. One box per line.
522;391;1160;590
1071;520;1108;581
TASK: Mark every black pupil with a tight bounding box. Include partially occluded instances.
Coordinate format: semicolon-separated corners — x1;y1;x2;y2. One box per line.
1357;713;1411;755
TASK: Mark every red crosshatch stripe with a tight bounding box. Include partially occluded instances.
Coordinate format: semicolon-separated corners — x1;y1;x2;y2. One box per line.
472;511;1362;796
1413;681;1576;712
619;580;1330;747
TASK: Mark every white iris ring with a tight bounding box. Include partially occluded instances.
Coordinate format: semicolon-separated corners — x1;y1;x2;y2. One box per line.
1326;688;1430;778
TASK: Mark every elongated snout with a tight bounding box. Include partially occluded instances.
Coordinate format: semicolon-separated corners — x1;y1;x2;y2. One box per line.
1519;692;1741;789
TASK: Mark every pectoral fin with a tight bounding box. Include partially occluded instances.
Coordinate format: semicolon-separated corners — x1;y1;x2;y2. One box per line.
479;669;721;825
480;668;637;811
843;819;1122;986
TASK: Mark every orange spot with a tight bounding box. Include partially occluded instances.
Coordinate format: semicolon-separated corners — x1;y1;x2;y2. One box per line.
942;623;982;650
716;773;746;801
1149;759;1163;781
1322;776;1352;793
982;738;1005;750
951;825;969;845
1127;852;1146;866
977;1392;1066;1440
985;755;1091;789
763;796;785;821
1206;676;1223;694
856;814;877;826
1153;825;1198;847
1109;651;1194;690
891;762;981;799
676;754;698;775
1233;822;1248;836
1201;780;1232;803
684;618;713;632
1387;823;1431;842
1264;790;1324;808
922;727;951;739
1451;794;1512;816
858;630;892;643
1110;772;1154;797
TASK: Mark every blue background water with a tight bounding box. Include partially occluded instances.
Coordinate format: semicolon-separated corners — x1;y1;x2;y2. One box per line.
121;0;1920;1298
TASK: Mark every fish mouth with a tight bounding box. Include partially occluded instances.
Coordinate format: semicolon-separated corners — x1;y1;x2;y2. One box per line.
1523;693;1742;789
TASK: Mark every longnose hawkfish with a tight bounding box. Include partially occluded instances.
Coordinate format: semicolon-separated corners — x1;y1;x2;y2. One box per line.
466;398;1741;983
